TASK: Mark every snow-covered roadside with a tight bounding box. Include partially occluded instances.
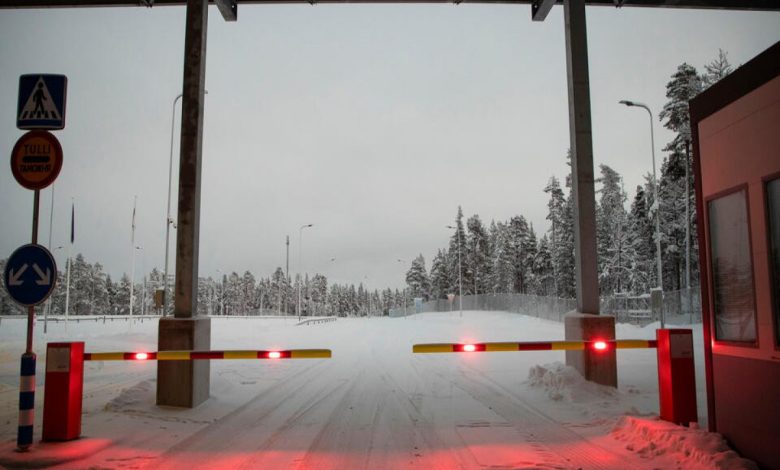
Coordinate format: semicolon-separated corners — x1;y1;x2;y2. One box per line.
0;312;753;469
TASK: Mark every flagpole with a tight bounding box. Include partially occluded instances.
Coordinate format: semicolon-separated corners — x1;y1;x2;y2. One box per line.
64;199;73;332
44;184;54;334
130;196;137;320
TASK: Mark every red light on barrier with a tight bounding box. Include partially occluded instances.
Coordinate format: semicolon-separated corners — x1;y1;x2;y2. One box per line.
454;344;486;353
463;344;477;352
134;352;149;360
261;351;291;359
590;340;610;352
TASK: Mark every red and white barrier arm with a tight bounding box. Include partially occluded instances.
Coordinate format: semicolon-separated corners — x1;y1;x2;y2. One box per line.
412;339;656;354
83;349;331;361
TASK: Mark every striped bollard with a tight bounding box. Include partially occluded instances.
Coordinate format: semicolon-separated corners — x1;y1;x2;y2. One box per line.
18;352;36;450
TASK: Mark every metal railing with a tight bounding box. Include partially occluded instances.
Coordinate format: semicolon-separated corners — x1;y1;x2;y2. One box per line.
296;316;338;326
393;287;702;325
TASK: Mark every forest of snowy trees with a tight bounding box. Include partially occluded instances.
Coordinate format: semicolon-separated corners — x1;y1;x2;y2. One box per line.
0;51;732;317
404;50;733;302
0;255;404;317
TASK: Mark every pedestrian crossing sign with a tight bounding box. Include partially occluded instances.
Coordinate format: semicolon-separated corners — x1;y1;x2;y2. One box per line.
17;74;67;130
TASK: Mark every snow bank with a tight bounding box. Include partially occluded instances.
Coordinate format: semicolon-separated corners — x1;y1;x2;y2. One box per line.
611;416;758;470
104;379;155;412
527;362;617;403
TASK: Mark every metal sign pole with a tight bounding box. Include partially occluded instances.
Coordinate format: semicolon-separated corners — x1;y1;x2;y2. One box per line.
26;189;40;352
10;75;66;451
18;189;41;451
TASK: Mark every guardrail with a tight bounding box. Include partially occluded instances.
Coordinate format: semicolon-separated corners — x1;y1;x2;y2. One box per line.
36;315;160;324
296;316;337;326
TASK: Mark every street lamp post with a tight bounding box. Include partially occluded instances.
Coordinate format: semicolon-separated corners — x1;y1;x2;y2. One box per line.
446;225;463;317
164;90;207;318
298;224;314;320
620;100;664;327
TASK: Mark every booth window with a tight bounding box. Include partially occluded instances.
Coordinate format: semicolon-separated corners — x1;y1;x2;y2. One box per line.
708;188;757;343
768;178;780;347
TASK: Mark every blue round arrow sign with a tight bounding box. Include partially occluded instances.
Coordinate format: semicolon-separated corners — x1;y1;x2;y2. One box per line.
3;244;57;306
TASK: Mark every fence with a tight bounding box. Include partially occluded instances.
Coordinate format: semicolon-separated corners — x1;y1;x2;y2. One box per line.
296;316;338;326
391;287;702;326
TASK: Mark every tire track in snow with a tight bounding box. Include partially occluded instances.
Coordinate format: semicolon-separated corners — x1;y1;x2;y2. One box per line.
441;361;625;469
404;355;557;469
375;359;477;469
292;358;383;469
147;359;334;469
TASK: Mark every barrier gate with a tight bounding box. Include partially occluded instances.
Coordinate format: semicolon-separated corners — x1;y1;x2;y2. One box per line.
413;328;697;426
42;342;331;441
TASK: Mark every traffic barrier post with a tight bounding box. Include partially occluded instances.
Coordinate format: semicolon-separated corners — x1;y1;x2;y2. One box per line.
656;329;697;426
43;342;84;441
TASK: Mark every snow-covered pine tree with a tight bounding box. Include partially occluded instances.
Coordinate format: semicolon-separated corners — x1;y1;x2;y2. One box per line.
429;249;451;300
559;173;577;298
89;262;109;314
703;49;733;90
405;254;431;301
659;63;702;156
311;274;328;313
448;206;468;296
466;214;491;295
378;288;390;315
533;235;555;296
548;158;577;299
544;176;566;297
627;183;654;293
224;272;241;315
524;224;539;294
596;164;631;295
116;273;131;315
270;267;288;314
240;271;256;314
489;221;513;294
507;216;531;294
104;274;117;316
658;150;690;291
69;254;92;315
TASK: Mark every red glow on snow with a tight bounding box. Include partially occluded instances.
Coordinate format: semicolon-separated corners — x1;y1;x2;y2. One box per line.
134;352;149;360
268;351;282;359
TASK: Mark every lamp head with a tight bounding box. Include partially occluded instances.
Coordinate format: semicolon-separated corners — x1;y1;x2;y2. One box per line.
619;100;634;107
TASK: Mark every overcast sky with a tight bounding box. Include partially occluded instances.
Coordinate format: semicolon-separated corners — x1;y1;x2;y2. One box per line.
1;4;778;290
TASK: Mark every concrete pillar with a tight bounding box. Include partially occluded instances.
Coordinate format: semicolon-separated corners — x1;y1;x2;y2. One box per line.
562;0;617;385
564;0;599;315
157;0;211;408
565;313;617;387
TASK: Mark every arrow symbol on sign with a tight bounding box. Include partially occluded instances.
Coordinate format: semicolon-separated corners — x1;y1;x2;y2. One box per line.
9;264;28;286
33;264;51;286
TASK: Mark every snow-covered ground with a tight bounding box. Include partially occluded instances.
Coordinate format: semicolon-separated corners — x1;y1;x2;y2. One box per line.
0;312;756;469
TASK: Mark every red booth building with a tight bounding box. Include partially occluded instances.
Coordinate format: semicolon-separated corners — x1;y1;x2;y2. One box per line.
691;41;780;469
